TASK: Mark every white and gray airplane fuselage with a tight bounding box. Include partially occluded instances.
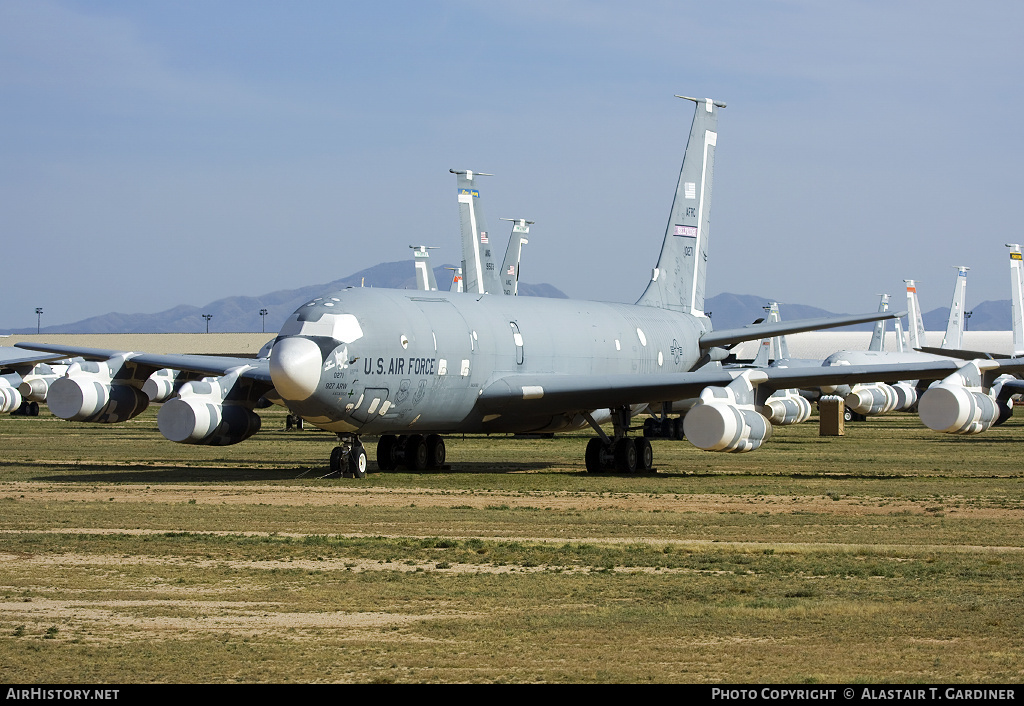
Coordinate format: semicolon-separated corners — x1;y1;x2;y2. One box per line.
270;287;708;436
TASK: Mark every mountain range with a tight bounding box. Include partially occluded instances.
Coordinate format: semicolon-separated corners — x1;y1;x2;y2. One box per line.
2;260;1014;334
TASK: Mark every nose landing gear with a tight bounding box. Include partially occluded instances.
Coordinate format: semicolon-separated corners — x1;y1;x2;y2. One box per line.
329;434;367;478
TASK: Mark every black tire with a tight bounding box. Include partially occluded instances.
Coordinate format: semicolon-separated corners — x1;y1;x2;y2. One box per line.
29;402;39;417
348;443;367;478
425;435;446;469
634;437;653;473
614;438;637;473
585;437;604;473
643;418;656;438
329;446;345;475
376;435;399;471
404;434;428;471
673;417;685;440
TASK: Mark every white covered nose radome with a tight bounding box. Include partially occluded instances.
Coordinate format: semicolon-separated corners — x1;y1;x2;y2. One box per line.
269;337;323;401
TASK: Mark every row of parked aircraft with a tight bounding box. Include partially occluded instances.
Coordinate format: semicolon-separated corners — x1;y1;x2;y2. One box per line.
5;95;1024;476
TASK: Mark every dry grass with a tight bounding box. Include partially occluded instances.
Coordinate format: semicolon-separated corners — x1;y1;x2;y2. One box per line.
0;408;1022;683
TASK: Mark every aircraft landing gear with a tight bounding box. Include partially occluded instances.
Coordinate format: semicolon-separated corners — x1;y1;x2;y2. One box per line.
583;408;654;474
12;401;40;417
329;434;367;478
376;433;447;471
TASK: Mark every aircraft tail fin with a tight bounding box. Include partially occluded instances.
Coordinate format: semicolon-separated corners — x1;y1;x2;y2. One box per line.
1007;244;1024;356
752;302;787;366
500;218;532;296
904;280;926;349
868;294;890;352
636;96;724;314
941;266;969;349
452;170;502;295
446;266;463;293
410;246;439;291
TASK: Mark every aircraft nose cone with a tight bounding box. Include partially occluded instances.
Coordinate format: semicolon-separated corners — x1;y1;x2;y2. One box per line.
270;336;323;402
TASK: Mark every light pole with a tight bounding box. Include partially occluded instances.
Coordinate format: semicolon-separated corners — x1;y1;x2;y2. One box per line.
202;313;212;333
964;311;973;332
259;308;268;333
35;308;43;334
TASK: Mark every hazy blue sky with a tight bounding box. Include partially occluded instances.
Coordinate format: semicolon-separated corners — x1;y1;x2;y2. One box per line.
2;1;1022;330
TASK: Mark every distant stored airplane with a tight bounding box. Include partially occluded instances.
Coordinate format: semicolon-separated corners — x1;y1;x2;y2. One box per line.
18;96;1023;475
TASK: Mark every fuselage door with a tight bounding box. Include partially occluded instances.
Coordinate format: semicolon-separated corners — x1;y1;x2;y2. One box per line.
510;321;524;365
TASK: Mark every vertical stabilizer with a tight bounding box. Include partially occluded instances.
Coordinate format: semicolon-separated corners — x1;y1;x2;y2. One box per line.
637;96;724;314
446;267;463;293
752;304;775;367
410;246;439;291
1007;244;1024;356
452;169;502;295
894;317;905;352
499;218;532;296
868;294;890;352
904;280;926;350
768;302;791;360
941;266;969;349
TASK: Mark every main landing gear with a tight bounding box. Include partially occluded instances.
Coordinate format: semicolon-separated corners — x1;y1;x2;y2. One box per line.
583;407;655;474
11;401;40;417
329;434;368;478
376;434;447;471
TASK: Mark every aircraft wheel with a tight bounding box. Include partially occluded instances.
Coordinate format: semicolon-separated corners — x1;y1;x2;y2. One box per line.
634;437;653;473
348;443;367;478
376;435;399;471
843;408;853;423
404;434;428;471
425;435;446;469
672;417;685;440
29;402;39;417
329;446;345;475
585;438;604;473
613;438;637;474
643;418;656;438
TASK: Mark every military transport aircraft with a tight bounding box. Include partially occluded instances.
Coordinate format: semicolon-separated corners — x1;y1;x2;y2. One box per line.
18;96;1024;477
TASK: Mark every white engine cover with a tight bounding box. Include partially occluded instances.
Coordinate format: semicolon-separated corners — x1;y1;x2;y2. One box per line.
918;383;998;434
0;385;23;413
760;393;812;426
47;376;149;423
684;403;773;452
845;383;899;416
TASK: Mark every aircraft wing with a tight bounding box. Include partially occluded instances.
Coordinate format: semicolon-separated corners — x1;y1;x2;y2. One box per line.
700;310;906;349
14;342;273;384
914;346;1014;361
478;358;1024;417
0;346;69;367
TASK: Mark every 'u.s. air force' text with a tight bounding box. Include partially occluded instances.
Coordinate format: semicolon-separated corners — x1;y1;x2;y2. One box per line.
363;357;437;376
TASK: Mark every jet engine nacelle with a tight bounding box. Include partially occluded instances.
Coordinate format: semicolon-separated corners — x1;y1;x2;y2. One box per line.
18;377;51;402
759;391;812;426
684;402;773;452
918;383;999;435
683;372;773;452
891;382;919;411
158;396;262;445
0;385;23;413
845;383;899;416
157;373;262;445
47;358;150;423
142;368;202;403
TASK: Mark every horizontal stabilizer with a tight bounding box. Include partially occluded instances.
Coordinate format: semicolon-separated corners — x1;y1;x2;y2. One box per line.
699;310;907;350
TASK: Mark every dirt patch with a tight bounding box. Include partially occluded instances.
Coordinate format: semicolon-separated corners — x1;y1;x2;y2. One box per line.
1;481;1019;518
